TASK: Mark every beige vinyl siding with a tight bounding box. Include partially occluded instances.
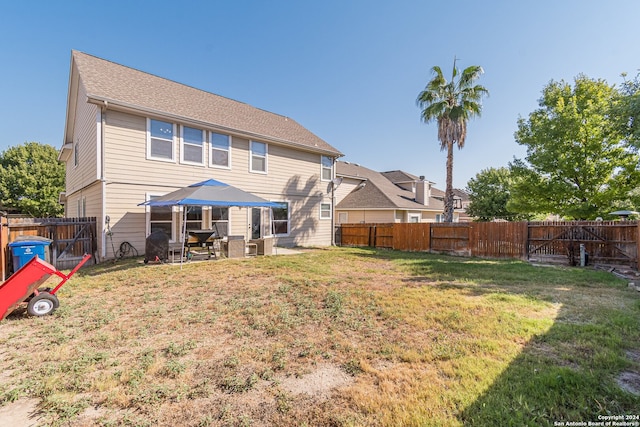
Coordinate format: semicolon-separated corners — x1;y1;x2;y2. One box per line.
104;111;329;193
66;82;99;194
103;182;153;259
335;210;395;224
65;181;104;257
422;212;443;222
100;109;334;249
334;178;363;205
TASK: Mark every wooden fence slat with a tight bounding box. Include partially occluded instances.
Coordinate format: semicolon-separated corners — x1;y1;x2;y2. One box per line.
335;221;638;269
6;217;97;271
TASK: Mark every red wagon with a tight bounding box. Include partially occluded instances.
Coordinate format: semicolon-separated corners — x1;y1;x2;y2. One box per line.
0;253;91;321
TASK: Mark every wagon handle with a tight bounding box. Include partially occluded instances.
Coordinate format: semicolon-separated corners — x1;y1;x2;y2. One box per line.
49;254;92;295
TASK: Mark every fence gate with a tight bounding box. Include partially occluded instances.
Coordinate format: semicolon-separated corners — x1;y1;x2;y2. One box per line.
8;217;98;270
527;221;638;267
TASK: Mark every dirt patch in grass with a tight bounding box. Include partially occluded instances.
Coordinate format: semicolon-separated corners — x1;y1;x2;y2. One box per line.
278;362;353;398
0;398;43;427
617;371;640;395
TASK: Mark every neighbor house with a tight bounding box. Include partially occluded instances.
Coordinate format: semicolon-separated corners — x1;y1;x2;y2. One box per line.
334;161;467;223
59;51;342;260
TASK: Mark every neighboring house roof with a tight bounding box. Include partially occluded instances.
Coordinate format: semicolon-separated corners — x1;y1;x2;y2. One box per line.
336;162;444;211
453;188;470;201
67;50;342;156
380;170;419;183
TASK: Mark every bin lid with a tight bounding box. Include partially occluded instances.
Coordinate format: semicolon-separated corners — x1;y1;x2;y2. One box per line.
9;239;52;247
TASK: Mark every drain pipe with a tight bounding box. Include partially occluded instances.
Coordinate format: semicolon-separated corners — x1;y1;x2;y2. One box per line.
100;100;108;261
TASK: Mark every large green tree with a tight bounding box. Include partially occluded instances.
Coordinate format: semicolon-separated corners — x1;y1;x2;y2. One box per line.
509;75;640;219
616;72;640;148
466;167;532;221
0;142;65;217
417;59;488;222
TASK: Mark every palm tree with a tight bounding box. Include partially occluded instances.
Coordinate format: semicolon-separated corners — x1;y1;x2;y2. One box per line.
417;58;488;222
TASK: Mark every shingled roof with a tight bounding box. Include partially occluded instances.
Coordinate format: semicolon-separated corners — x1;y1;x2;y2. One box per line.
69;51;341;156
336;162;444;211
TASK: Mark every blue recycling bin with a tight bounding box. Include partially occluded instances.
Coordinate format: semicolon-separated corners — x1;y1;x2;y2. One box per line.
9;239;52;272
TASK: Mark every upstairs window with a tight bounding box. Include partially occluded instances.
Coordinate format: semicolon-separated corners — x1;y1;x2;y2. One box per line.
210;132;231;168
181;126;204;165
250;141;267;173
148;119;175;161
321;156;333;181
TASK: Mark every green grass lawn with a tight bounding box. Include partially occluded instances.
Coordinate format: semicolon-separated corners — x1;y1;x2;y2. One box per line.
0;247;638;426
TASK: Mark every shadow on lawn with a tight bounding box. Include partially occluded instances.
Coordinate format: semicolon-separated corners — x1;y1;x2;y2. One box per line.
73;256;147;277
359;248;640;425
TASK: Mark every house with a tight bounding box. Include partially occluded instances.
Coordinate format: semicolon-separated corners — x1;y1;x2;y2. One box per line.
334;161;468;223
59;51;342;260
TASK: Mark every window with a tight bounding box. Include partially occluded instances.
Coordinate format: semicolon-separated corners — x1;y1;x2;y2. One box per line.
408;214;420;223
148;119;175;161
77;196;86;217
338;212;348;224
210;132;231;168
271;202;289;235
181;126;204;164
435;214;443;223
148;195;173;238
321;156;333;181
74;141;79;167
185;206;203;231
250;141;267;173
211;207;229;237
320;203;331;219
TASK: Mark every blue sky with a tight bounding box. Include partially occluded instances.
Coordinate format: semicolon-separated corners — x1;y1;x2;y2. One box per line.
2;1;639;189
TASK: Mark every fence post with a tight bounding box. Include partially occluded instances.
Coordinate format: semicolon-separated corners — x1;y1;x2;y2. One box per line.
637;222;640;270
0;216;7;281
370;225;376;247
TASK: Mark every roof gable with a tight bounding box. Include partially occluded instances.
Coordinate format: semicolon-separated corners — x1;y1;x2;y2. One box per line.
336;162;444;211
68;51;341;156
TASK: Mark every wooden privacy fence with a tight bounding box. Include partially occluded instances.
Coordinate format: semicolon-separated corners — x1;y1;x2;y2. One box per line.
3;217;98;275
336;221;639;269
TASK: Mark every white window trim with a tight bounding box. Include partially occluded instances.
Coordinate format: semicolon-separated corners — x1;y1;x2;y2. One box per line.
320;202;332;220
146;118;176;163
209;206;231;237
209;132;232;169
408;213;421;223
180;126;205;166
77;196;86;217
145;192;177;241
250;140;268;174
73;141;79;168
271;200;289;236
181;205;206;232
320;155;333;182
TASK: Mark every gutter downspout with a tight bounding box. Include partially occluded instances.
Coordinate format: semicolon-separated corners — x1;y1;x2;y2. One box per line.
100;100;108;260
331;158;336;246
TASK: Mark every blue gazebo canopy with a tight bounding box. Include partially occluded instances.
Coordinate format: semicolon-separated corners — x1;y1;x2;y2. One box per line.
139;179;284;208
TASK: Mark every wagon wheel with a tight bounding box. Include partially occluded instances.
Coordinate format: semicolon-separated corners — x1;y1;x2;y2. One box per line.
37;289;60;309
27;293;59;316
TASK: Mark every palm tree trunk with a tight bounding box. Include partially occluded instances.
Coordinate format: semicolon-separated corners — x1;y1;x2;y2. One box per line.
444;141;454;222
